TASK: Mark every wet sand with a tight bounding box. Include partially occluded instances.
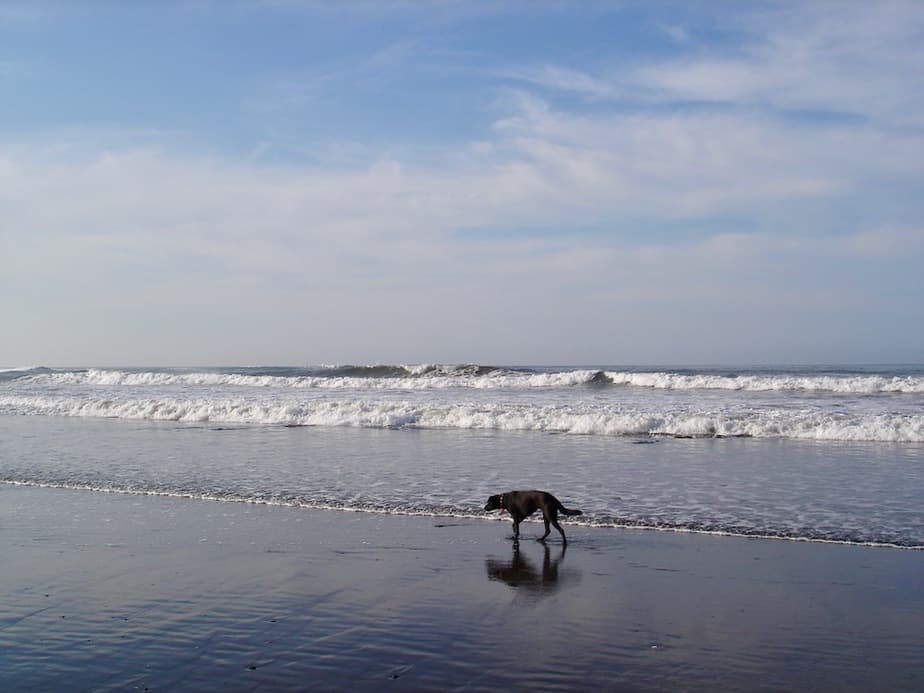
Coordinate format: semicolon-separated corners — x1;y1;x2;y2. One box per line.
2;485;922;691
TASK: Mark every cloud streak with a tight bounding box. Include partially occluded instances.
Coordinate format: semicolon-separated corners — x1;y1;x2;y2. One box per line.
509;1;924;128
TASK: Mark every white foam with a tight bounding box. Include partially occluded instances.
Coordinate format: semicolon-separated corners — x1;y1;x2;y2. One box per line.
20;367;924;394
604;371;924;394
21;367;609;392
3;394;922;442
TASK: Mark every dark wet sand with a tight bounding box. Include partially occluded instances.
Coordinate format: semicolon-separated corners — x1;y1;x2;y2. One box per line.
2;485;922;691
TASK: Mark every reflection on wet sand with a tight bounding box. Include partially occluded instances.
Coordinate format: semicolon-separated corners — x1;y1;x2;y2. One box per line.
485;542;580;599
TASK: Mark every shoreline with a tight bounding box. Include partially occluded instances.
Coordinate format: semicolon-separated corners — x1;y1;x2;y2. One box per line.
2;485;922;691
4;479;922;551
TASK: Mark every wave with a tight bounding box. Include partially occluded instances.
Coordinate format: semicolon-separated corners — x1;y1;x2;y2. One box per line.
13;366;602;391
0;366;53;383
302;363;502;378
11;365;924;394
2;395;922;442
3;479;919;549
604;371;924;394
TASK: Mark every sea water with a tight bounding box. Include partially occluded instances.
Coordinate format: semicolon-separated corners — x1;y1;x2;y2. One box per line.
1;364;922;547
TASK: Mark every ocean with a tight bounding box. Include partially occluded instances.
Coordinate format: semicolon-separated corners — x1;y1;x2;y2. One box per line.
2;364;922;548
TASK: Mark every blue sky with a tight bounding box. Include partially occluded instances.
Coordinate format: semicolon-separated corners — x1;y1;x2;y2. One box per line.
2;1;922;365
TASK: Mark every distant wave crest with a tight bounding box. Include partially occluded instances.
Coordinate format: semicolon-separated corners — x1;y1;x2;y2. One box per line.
604;371;924;394
14;365;924;394
0;366;54;383
17;366;603;391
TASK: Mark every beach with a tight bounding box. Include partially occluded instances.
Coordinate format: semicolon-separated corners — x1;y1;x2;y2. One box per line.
2;365;923;689
6;0;923;687
3;484;922;691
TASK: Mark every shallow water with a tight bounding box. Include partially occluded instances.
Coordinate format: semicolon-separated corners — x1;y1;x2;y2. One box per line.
1;415;922;547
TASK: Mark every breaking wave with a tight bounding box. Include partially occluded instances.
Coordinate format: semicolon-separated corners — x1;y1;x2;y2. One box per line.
2;394;922;442
8;365;924;394
604;370;924;394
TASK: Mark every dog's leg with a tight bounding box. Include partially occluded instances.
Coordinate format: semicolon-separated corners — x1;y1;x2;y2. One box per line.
551;517;567;544
539;513;551;541
546;506;567;543
512;516;521;540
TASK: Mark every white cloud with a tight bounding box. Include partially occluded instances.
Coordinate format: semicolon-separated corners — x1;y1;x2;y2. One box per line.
3;97;921;364
4;83;921;289
495;96;921;220
3;1;922;363
505;2;924;129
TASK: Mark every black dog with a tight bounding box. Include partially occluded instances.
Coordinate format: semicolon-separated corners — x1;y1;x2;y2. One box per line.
484;490;582;543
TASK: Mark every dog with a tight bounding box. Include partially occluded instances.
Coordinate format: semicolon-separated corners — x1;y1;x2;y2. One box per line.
484;490;582;543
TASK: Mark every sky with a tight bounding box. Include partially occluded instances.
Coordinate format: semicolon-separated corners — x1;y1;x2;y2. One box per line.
2;0;923;366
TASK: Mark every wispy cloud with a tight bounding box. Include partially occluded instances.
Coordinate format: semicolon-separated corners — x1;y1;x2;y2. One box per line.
499;66;624;101
502;2;924;128
658;23;691;45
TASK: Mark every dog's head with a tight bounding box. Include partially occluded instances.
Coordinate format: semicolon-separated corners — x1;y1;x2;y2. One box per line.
484;494;503;512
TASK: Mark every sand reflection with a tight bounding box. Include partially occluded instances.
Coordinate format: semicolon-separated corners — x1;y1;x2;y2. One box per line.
485;542;578;599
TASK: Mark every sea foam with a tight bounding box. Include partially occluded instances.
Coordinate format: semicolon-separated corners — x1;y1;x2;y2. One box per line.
2;394;921;442
16;366;924;394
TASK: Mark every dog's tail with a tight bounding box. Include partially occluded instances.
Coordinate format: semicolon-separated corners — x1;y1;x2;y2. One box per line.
557;499;583;516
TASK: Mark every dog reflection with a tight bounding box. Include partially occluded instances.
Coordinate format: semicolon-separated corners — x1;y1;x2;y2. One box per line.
485;542;568;597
